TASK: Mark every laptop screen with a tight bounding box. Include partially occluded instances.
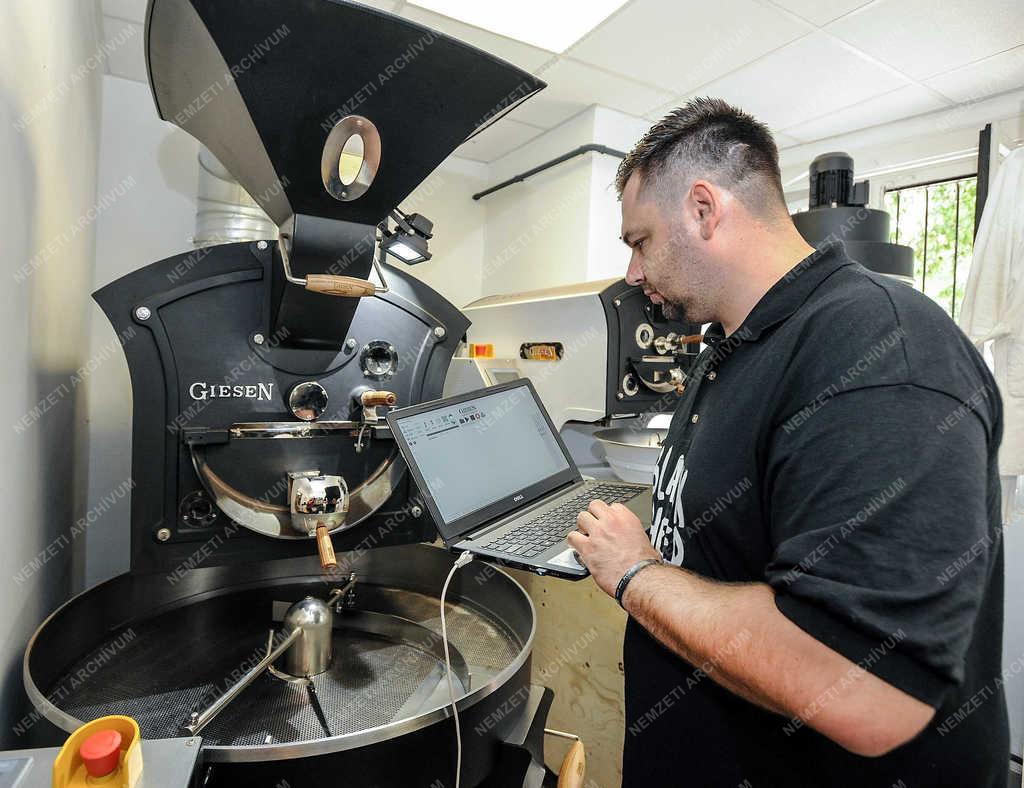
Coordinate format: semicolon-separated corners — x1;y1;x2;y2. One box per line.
389;380;578;542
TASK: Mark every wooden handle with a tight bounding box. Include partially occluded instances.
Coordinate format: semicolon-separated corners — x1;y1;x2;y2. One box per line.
360;390;397;408
557;740;586;788
305;275;376;298
679;334;704;345
316;524;337;569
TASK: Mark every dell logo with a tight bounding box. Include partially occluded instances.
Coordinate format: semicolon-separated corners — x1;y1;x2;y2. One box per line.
513;494;524;502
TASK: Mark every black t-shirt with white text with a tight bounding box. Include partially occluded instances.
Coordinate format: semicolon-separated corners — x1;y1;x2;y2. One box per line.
622;243;1008;787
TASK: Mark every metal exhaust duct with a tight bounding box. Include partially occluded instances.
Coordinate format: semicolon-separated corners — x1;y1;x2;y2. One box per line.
193;147;277;247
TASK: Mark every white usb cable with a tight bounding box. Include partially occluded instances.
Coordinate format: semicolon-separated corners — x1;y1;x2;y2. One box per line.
440;550;474;788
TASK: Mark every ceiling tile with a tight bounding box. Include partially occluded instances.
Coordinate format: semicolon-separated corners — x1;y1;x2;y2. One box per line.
101;16;147;84
782;84;948;142
101;0;146;24
400;5;556;72
827;0;1024;80
510;58;673;128
645;99;677;122
402;0;630;53
685;32;909;130
567;0;810;94
925;45;1024;103
774;131;803;148
457;118;544;162
767;0;872;26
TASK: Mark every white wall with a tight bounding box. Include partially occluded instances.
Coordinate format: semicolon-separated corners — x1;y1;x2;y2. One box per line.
482;156;594;294
393;156;490;310
480;110;602;295
0;0;103;747
474;106;655;295
587;108;650;282
82;74;201;588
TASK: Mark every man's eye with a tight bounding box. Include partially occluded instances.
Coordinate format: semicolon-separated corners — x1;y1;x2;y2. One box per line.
636;239;646;252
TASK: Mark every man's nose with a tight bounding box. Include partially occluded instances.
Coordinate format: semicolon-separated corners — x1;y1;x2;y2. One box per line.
625;254;644;287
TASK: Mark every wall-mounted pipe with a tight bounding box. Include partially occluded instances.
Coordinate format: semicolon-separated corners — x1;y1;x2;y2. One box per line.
471;144;627;201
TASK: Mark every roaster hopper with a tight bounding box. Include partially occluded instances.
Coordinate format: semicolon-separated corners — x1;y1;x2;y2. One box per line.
25;2;554;785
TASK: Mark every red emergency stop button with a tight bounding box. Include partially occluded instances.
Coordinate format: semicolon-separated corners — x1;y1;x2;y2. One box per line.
79;728;122;777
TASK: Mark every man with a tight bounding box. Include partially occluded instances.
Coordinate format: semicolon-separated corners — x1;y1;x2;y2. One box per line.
568;98;1007;787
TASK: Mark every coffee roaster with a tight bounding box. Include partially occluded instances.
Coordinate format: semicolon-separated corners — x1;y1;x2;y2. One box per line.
445;280;701;429
23;2;557;785
442;281;699;484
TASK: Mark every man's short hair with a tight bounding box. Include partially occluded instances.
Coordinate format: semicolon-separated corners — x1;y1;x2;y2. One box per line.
615;97;787;217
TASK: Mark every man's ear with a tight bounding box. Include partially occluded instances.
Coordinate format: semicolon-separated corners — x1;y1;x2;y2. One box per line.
690;180;721;241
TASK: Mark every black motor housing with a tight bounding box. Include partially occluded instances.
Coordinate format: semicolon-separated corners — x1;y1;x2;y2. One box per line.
792;152;914;281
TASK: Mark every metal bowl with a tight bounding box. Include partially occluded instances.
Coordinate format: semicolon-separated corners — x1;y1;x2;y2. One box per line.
24;545;537;786
593;428;667;485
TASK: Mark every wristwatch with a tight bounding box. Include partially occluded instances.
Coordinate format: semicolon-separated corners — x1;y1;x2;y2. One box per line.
615;557;665;609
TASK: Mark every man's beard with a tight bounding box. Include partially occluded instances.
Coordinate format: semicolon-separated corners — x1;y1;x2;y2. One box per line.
652;227;709;325
660;298;684;322
660;295;699;324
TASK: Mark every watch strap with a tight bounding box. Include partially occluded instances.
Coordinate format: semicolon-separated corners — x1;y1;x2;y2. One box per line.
615;558;664;608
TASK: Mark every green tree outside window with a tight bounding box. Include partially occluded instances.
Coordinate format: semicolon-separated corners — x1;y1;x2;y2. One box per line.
883;177;977;319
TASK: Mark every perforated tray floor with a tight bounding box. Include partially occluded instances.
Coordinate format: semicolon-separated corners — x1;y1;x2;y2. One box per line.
46;585;521;746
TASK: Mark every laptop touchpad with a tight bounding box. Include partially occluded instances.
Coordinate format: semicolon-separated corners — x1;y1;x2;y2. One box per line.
548;548;584;570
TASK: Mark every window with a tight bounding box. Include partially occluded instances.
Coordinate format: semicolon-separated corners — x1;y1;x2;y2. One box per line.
883;176;977;320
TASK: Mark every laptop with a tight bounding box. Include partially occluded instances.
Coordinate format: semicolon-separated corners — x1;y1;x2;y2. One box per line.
387;378;653;579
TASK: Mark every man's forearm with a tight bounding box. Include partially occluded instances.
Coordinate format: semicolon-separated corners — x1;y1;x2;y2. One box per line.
622;564;797;714
621;563;935;756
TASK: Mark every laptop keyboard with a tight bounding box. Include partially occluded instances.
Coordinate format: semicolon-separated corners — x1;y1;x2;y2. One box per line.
479;482;642;560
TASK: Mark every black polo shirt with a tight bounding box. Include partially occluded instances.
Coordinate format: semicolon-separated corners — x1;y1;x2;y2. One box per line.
622;242;1008;787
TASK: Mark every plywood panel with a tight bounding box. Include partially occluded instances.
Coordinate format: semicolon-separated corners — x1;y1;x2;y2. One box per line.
508;568;628;788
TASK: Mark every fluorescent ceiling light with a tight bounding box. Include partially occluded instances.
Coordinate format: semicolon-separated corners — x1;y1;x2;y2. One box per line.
784;148;978;189
410;0;628;52
857;149;978;180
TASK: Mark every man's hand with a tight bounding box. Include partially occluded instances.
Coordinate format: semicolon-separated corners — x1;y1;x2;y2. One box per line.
567;500;661;596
